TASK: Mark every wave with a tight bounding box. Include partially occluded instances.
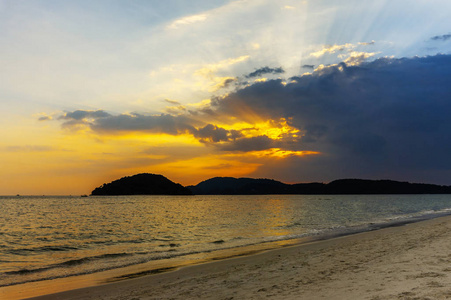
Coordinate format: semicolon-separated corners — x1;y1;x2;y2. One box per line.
3;252;132;276
7;245;79;255
0;246;191;287
211;240;225;244
0;241;260;287
7;237;155;255
89;238;148;246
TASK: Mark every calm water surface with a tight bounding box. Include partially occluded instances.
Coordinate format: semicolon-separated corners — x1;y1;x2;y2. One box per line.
0;194;450;288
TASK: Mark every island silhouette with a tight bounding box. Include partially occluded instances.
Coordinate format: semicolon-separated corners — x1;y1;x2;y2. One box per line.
91;173;192;195
91;173;451;195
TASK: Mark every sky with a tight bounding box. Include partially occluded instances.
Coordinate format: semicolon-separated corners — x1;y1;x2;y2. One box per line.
1;0;451;195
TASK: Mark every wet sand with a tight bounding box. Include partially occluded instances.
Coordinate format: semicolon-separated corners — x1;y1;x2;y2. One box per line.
6;215;451;299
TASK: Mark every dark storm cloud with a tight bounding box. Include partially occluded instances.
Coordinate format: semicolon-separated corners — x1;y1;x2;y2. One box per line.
214;54;451;183
195;124;230;142
431;33;451;41
246;66;285;78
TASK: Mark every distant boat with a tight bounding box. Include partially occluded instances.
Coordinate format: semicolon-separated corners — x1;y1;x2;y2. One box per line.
81;195;88;197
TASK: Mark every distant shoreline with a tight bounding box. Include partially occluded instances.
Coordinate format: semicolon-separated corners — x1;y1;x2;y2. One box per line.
91;173;451;196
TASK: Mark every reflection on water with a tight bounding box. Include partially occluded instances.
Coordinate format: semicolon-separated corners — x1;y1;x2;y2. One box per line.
0;194;450;293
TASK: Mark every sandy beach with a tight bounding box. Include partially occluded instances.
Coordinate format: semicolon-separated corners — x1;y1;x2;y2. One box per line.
3;214;449;300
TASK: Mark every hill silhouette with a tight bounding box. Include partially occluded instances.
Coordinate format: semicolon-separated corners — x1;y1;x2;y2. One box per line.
91;174;451;195
187;177;290;195
188;177;451;195
91;173;191;195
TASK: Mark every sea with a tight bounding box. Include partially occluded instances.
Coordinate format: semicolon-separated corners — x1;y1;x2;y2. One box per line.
1;194;451;295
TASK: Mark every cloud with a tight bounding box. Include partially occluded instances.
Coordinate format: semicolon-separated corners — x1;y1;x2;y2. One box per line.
246;67;285;78
38;115;52;121
58;110;111;130
220;135;275;152
163;99;188;115
164;105;187;115
309;43;355;58
212;54;451;182
309;42;377;63
53;54;451;183
342;51;377;66
164;99;182;105
195;124;240;143
58;110;193;134
57;110;244;145
192;56;249;92
196;56;250;78
430;34;451;41
301;64;315;69
167;13;208;29
92;113;198;135
60;110;111;121
210;76;237;92
358;40;376;46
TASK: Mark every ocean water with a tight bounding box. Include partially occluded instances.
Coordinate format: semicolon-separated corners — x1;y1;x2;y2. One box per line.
0;194;450;289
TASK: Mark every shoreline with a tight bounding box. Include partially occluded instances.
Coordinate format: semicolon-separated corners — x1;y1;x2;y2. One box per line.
2;214;449;299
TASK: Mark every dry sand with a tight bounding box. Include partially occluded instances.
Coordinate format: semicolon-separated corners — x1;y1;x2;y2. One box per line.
9;215;451;299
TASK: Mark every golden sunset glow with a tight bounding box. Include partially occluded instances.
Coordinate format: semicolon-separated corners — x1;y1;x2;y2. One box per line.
218;118;300;140
116;133;202;146
2;0;451;194
254;119;300;140
246;149;320;159
146;156;263;186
